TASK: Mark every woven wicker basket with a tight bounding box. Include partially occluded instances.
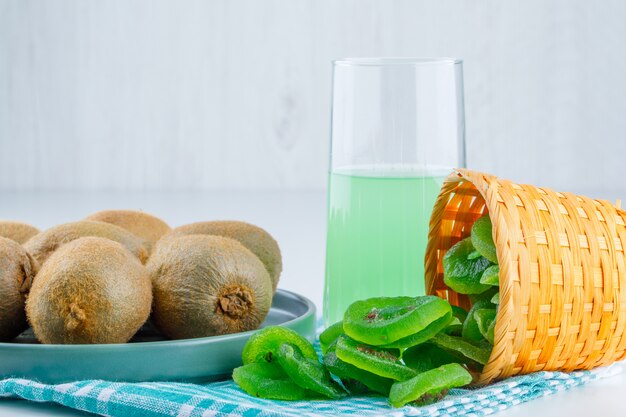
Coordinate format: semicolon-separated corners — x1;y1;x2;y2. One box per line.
425;168;626;385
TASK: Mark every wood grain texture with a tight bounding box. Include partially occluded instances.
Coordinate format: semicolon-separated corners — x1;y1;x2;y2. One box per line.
1;0;625;192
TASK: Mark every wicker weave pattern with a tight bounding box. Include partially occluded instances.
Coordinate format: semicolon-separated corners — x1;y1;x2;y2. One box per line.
425;169;626;385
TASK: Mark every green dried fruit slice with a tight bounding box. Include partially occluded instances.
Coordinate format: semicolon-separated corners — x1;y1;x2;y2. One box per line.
388;363;473;408
232;362;308;400
475;308;497;344
462;299;495;342
451;305;469;322
480;265;500;286
471;215;498;263
323;347;394;396
335;336;416;381
431;333;492;366
380;311;452;349
491;292;501;304
319;321;343;354
486;320;496;344
242;326;318;364
402;343;460;373
276;343;345;399
461;313;482;342
444;316;463;336
443;238;492;294
343;295;452;346
445;305;469;335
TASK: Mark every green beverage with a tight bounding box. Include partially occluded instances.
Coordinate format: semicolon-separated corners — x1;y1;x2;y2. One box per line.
323;167;448;326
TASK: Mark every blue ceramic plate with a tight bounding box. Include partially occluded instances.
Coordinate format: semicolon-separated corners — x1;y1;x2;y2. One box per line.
0;289;316;384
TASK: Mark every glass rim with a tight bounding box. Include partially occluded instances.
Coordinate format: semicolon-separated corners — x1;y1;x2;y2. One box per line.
333;57;462;67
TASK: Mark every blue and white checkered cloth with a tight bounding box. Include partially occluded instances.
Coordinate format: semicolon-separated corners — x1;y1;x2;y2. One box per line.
0;359;621;417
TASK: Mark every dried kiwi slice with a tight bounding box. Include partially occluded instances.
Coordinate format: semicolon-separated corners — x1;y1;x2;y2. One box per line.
276;343;345;399
402;343;460;374
335;336;416;381
379;311;452;349
480;265;500;286
388;363;472;408
443;238;492;295
486;320;496;344
324;346;394;396
343;295;451;346
475;308;497;344
491;292;501;304
471;215;498;263
320;321;344;354
462;298;496;342
443;316;463;336
431;333;492;366
445;305;469;336
451;305;468;322
242;326;318;364
232;362;308;400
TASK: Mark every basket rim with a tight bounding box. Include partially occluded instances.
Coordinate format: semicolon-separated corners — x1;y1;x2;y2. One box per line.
425;168;514;385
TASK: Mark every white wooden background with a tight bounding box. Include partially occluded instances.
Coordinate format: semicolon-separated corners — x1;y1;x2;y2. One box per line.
1;0;625;197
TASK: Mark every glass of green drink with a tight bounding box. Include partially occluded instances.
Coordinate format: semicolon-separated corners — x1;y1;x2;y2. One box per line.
324;58;466;326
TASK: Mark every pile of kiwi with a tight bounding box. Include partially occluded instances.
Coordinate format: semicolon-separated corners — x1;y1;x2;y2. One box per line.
0;212;281;344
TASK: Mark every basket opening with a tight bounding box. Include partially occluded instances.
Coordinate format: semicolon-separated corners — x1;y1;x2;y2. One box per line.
426;176;491;312
425;171;501;385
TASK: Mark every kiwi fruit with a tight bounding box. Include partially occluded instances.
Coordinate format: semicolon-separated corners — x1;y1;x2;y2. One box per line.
148;234;273;339
0;221;40;244
84;209;171;252
165;221;282;291
0;237;38;341
23;220;150;266
26;237;152;344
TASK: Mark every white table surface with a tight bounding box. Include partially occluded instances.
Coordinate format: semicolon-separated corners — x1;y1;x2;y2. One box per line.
0;190;624;416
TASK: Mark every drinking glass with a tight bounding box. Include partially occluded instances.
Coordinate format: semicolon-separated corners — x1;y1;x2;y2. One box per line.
323;58;466;326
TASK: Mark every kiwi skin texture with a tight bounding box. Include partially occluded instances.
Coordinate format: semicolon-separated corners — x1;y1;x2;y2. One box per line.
23;220;150;266
165;221;282;292
26;237;152;344
0;237;38;341
84;209;171;252
0;221;40;244
148;235;273;340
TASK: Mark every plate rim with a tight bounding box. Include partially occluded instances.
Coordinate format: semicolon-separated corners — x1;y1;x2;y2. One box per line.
0;289;316;351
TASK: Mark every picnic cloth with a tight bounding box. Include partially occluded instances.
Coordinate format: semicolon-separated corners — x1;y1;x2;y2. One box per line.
0;356;621;417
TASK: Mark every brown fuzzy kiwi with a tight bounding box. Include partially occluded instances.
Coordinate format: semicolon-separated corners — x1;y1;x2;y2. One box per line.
0;221;40;244
23;220;149;266
84;209;171;252
0;237;38;341
26;237;152;344
148;234;273;339
165;221;282;291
